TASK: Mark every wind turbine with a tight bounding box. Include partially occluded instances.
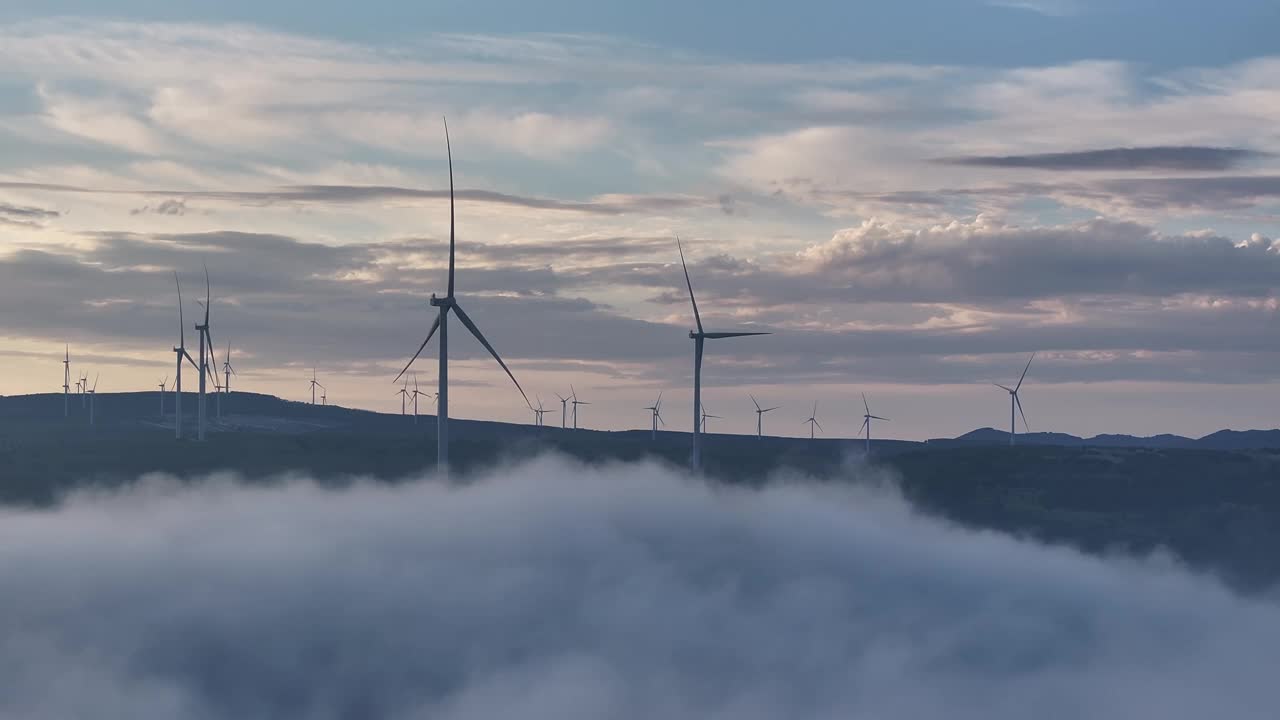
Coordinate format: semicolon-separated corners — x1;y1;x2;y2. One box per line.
62;345;70;417
222;341;236;394
644;392;664;439
309;369;323;405
158;376;167;416
321;390;327;406
393;118;530;473
411;373;428;424
78;371;88;407
193;267;219;442
677;237;769;470
87;374;99;426
570;385;589;429
533;396;551;428
804;401;822;440
700;403;722;434
397;377;410;415
860;393;889;454
555;392;569;429
750;395;778;440
173;273;198;439
994;353;1035;446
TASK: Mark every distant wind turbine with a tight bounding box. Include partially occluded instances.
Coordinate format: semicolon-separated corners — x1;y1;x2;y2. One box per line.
321;390;327;406
700;403;722;434
393;117;530;473
87;374;99;426
397;377;410;415
533;396;551;428
309;369;323;405
570;385;589;430
860;393;889;454
677;237;769;470
222;341;236;394
78;371;88;407
62;345;70;417
194;267;219;442
804;401;822;440
644;392;664;439
158;376;167;416
750;395;778;440
173;273;198;439
994;353;1035;446
410;373;428;424
556;392;569;429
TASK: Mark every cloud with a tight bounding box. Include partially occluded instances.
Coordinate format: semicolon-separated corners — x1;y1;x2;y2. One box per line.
985;0;1081;17
937;146;1268;172
1;457;1279;718
131;198;189;216
0;200;60;227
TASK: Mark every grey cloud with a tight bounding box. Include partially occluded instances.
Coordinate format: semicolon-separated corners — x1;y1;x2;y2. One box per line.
937;146;1268;172
131;198;189;216
0;200;60;227
0;182;713;216
3;459;1280;719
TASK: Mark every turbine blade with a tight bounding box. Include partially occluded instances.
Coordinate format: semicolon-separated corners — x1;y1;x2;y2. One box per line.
92;374;98;391
174;272;185;347
203;265;211;325
183;349;198;370
444;117;456;298
453;302;531;409
1016;394;1030;432
862;392;870;415
703;331;770;339
764;407;779;412
860;417;869;432
814;419;823;432
1015;352;1036;393
393;312;443;384
993;383;1013;392
871;415;889;421
750;394;761;411
675;236;703;334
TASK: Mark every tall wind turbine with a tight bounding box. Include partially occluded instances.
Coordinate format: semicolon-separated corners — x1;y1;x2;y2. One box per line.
994;353;1035;446
677;237;769;470
533;396;550;428
860;393;889;454
750;395;778;440
321;389;327;406
158;376;167;416
804;401;822;440
87;374;99;426
173;273;197;439
393;118;530;473
62;345;70;417
570;385;589;429
193;268;219;442
644;392;664;439
700;403;722;434
556;392;569;429
78;371;88;407
309;369;323;405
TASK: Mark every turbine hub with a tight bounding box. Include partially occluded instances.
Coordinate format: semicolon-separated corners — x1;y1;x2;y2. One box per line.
429;294;454;307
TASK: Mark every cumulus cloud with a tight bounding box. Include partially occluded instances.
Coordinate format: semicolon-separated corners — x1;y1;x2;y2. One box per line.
131;198;189;216
1;456;1279;718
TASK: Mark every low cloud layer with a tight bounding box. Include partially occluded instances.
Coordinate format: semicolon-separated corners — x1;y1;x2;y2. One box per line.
2;457;1279;719
938;146;1267;172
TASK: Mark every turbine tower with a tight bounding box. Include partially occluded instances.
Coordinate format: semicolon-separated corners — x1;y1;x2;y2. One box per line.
860;393;889;454
78;372;88;407
393;118;530;473
570;385;589;429
644;392;664;439
994;353;1035;446
158;376;167;416
750;395;778;440
700;403;722;434
804;401;822;440
677;237;769;470
62;345;70;417
173;273;197;439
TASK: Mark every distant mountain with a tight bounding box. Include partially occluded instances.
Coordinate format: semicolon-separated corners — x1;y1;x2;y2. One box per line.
928;427;1280;450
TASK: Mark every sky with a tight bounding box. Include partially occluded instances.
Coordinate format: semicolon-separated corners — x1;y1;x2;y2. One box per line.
0;0;1278;439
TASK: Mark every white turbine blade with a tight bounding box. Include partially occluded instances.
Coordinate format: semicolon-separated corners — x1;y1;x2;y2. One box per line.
750;394;761;411
393;312;443;384
871;415;889;421
1016;394;1030;432
444;116;457;298
993;383;1013;392
862;392;870;415
174;272;185;347
814;418;823;432
763;407;779;413
675;236;703;334
1015;352;1036;393
453;301;531;409
202;265;211;325
183;349;199;371
860;417;869;433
